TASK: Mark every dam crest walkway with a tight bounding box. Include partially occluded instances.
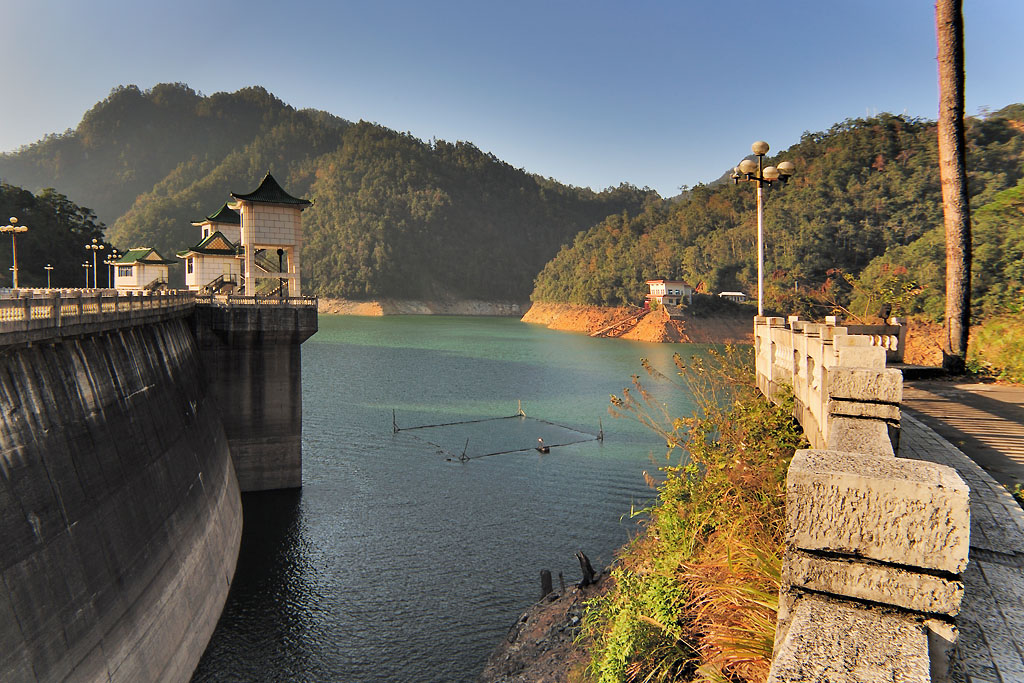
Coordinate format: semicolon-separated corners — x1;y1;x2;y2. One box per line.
900;381;1024;683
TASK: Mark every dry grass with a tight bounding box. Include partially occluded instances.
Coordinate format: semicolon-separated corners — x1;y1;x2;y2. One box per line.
582;347;806;682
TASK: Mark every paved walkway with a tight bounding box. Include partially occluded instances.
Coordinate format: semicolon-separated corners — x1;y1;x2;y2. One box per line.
898;380;1024;683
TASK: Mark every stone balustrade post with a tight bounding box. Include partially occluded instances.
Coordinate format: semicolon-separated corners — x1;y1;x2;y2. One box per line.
765;316;788;396
763;315;969;683
770;449;969;683
51;291;61;328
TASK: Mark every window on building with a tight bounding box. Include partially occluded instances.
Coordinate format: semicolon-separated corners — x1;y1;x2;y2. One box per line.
186;258;193;274
117;265;133;278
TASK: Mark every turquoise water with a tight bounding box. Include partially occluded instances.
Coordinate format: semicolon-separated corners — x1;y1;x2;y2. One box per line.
193;315;707;682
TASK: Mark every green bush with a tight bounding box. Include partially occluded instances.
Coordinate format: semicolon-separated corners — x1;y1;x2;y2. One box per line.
581;347;806;682
968;314;1024;383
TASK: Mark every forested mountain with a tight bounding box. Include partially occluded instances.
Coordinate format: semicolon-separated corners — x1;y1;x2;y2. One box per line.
0;183;107;288
0;83;654;300
531;106;1024;320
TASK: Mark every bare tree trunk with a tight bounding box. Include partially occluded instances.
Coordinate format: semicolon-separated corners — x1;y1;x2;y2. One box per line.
936;0;971;372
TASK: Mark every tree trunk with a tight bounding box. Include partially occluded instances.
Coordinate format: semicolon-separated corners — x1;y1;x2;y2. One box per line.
936;0;971;373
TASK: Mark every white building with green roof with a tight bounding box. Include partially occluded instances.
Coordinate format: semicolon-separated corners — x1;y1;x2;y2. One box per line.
177;204;243;292
113;248;176;291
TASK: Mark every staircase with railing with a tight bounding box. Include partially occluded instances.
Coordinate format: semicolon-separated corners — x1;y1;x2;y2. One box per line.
144;276;169;291
201;273;238;295
250;249;287;296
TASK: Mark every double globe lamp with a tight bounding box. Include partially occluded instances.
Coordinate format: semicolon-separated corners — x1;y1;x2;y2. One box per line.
732;141;795;316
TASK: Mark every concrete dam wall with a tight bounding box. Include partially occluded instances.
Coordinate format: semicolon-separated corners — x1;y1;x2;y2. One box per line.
0;316;243;681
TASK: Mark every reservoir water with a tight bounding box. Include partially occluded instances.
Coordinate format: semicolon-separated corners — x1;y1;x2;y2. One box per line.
192;315;703;682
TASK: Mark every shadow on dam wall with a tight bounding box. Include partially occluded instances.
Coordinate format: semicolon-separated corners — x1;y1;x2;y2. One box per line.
0;317;243;681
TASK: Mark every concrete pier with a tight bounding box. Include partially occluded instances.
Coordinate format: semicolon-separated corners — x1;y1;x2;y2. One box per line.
191;296;318;491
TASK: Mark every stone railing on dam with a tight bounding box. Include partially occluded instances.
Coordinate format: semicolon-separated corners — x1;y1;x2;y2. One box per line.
0;289;195;345
0;288;317;681
195;292;319;307
756;316;969;683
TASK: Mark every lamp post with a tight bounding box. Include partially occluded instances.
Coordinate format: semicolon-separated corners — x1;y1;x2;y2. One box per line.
1;217;29;288
104;249;120;289
44;264;54;288
85;238;105;288
732;141;795;316
82;261;91;288
277;248;285;299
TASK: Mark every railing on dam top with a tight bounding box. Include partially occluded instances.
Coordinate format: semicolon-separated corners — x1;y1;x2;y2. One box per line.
195;293;318;308
0;289;319;346
757;314;969;683
0;289;196;345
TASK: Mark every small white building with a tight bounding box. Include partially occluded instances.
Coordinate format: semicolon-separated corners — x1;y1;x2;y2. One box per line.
719;291;748;303
177;204;243;292
113;248;175;291
645;278;694;306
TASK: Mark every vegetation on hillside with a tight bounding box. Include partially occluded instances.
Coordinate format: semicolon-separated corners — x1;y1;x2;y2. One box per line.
0;183;109;288
531;107;1024;324
581;348;806;682
0;83;653;300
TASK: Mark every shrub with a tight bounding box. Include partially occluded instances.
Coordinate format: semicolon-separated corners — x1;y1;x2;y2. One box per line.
968;313;1024;383
581;347;806;682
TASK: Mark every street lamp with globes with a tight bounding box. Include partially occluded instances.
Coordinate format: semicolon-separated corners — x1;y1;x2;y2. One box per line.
104;249;121;288
85;238;105;288
82;262;91;288
1;217;29;288
44;264;54;289
732;141;795;316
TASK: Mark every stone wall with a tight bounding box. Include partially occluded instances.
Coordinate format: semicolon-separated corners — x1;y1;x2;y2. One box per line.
0;317;243;681
756;316;969;683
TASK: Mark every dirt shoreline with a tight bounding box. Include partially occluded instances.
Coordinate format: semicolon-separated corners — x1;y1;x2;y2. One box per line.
522;302;755;344
315;299;755;344
317;297;526;317
478;575;608;683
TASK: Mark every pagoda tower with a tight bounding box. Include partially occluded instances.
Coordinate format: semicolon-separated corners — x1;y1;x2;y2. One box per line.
229;172;312;297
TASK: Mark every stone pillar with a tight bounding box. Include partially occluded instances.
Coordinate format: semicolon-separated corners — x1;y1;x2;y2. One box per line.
289;244;301;298
191;302;318;491
770;449;969;683
823;346;902;457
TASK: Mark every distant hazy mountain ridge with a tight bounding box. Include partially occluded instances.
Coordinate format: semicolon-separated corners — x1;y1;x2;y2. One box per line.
0;83;653;299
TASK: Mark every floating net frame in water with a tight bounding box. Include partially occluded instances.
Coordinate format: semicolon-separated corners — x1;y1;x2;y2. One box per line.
392;402;603;461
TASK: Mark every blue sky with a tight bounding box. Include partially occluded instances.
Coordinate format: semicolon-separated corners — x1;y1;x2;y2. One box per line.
2;1;1021;197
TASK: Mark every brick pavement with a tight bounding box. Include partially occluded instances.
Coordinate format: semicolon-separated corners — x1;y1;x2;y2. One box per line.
903;381;1024;489
900;413;1024;683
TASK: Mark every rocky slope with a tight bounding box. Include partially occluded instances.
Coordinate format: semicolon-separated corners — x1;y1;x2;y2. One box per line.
521;303;754;344
478;577;608;683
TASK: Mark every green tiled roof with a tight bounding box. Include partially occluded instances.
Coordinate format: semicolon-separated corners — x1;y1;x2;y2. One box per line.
177;231;241;258
116;248;177;265
192;203;241;226
230;172;312;207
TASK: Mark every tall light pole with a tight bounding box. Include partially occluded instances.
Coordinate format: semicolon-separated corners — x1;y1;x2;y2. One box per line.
104;249;120;288
82;262;91;288
44;264;54;288
732;141;795;316
1;217;29;288
85;238;105;288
